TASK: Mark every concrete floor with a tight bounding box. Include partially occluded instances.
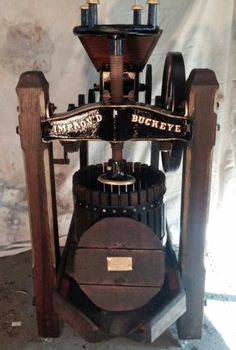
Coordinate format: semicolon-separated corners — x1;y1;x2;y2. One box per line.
0;251;234;350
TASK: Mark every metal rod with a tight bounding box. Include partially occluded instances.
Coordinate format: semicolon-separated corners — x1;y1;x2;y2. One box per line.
109;36;124;105
147;0;159;27
132;4;143;26
88;0;99;28
111;143;123;162
80;5;89;26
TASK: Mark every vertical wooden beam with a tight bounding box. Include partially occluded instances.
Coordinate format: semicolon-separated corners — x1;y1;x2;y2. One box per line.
79;94;88;168
16;71;61;337
178;69;218;339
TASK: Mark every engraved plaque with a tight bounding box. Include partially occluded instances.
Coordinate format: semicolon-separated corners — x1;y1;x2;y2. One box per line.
107;257;133;272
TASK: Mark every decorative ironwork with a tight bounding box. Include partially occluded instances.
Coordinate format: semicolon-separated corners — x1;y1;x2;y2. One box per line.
42;103;191;142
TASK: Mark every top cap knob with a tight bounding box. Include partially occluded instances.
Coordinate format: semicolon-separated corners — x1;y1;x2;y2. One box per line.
147;0;159;27
132;5;143;10
80;4;89;9
87;0;100;4
146;0;160;4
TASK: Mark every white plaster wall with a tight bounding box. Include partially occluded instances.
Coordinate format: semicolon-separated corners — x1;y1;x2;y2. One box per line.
0;0;235;256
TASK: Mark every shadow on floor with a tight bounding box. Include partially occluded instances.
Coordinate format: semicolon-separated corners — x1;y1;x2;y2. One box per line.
0;251;231;350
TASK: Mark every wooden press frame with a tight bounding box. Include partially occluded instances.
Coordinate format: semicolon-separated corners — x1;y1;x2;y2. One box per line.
16;68;218;340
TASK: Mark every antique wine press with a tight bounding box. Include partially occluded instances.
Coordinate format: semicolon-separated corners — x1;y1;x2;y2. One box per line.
16;0;219;343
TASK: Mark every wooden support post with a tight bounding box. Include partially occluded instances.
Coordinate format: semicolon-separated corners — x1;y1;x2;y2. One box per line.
79;94;88;169
178;69;218;339
16;71;61;337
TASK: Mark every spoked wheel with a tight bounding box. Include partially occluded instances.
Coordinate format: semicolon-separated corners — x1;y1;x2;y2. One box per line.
161;52;186;172
145;64;160;169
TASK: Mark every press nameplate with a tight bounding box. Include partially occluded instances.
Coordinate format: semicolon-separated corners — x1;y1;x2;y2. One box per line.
107;257;133;271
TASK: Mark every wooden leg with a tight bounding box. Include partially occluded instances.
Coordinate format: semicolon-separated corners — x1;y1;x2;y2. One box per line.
16;72;61;337
177;69;219;339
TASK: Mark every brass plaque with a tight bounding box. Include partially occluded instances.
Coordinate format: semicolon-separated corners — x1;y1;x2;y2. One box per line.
107;257;133;272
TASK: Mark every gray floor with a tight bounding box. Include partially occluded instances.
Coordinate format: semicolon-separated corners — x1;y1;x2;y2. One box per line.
0;251;234;350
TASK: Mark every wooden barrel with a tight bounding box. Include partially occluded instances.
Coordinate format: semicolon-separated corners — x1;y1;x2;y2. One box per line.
66;163;167;311
73;162;166;240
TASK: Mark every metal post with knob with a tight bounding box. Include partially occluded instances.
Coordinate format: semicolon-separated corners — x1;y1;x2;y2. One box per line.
147;0;159;27
80;4;89;27
87;0;100;28
132;3;143;26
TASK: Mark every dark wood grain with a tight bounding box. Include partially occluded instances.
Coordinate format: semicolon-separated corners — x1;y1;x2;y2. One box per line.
139;189;148;225
80;285;162;312
79;34;161;72
74;249;165;287
147;187;155;232
177;69;219;339
16;71;60;337
70;216;165;312
53;292;108;343
77;217;163;249
79;92;88;169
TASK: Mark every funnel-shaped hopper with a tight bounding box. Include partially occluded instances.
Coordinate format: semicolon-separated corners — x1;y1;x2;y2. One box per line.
73;25;162;72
